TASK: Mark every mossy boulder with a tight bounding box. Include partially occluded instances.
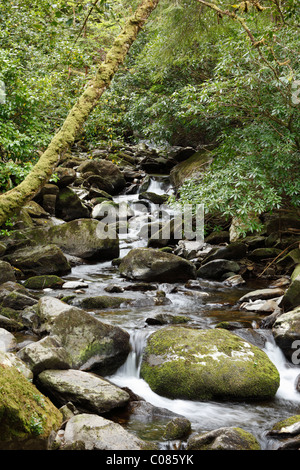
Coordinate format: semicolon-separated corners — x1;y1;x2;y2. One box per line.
35;297;131;375
170;150;212;189
4;244;71;277
119;248;196;283
76;295;130;310
55;187;90;221
268;414;300;437
140;327;280;401
23;275;64;290
197;259;240;280
187;426;261;450
0;364;62;449
279;275;300;312
48;219;119;260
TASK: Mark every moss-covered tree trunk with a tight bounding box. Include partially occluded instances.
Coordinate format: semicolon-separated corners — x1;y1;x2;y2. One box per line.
0;0;160;226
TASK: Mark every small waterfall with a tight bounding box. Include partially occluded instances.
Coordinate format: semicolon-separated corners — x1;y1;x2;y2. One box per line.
263;335;300;403
111;329;150;379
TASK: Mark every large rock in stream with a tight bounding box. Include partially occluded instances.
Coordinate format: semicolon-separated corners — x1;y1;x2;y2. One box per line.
119;248;196;283
53;413;147;450
29;297;131;375
36;369;130;414
140;327;280;401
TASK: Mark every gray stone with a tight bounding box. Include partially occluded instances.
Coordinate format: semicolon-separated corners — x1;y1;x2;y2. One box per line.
55;413;146;450
36;369;130;414
197;259;240;280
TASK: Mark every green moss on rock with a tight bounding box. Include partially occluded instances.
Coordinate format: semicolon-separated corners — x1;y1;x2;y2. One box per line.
140;327;280;401
0;364;62;448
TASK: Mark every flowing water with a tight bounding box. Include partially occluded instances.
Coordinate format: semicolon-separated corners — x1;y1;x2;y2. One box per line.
58;175;300;450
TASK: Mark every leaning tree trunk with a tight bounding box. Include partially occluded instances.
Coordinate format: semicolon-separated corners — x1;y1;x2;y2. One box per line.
0;0;160;226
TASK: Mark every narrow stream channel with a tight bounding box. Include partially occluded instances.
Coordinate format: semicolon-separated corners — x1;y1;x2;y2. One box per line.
60;175;300;450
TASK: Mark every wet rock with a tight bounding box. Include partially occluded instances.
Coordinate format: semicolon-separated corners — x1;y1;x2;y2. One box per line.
55;187;90;221
0;364;62;449
124;282;157;292
61;280;88;289
197;259;240;280
17;335;71;376
203;242;247;262
147;218;183;249
4;244;71;277
138;192;169;205
187;426;260;450
223;274;245;287
146;313;190;325
238;288;285;303
35;297;130;375
279;275;300;312
205;231;230;245
248;247;282;260
53;413;146;450
0;261;16;285
104;285;124;293
54;167;77;188
163;417;192;440
119;248;196;283
268;415;300;438
76;295;130;310
47;219;119;261
140;326;280;401
272;306;300;360
1;290;38;310
36;369;130;414
79;159;126;195
174;240;205;260
23;275;64;290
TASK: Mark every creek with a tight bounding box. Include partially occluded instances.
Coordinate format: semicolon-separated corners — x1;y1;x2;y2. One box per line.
53;175;300;450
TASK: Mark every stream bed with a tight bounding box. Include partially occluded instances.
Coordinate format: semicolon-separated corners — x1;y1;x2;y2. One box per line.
50;175;300;450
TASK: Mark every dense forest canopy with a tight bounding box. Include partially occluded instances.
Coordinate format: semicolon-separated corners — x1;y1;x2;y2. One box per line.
0;0;299;231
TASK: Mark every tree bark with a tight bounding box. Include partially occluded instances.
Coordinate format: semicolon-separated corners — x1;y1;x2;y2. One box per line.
0;0;160;226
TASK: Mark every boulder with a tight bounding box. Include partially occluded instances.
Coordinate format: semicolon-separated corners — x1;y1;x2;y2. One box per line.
54;167;77;188
23;275;64;290
34;297;130;374
187;427;260;450
4;244;71;277
203;242;247;262
197;259;240;280
0;261;16;285
17;335;71;376
140;326;280;401
0;363;62;449
272;306;300;360
163;417;191;440
36;369;130;414
268;415;300;438
79;159;126;195
53;413;146;450
55;187;90;221
48;219;119;261
279;275;300;312
238;288;285;303
76;296;130;310
119;248;196;283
